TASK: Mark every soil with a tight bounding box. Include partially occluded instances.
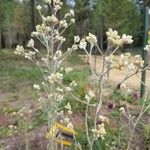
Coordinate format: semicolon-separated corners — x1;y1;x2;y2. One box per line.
81;55;150;90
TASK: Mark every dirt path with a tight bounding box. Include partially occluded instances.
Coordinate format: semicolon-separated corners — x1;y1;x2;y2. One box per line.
81;55;150;90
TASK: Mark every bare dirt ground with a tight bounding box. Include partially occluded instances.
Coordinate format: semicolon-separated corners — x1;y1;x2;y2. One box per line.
81;55;150;90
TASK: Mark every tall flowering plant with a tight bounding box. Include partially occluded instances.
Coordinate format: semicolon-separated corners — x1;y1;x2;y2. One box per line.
15;0;78;149
77;29;150;149
14;0;150;149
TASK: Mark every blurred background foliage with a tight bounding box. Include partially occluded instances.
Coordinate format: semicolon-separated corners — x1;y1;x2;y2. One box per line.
0;0;149;50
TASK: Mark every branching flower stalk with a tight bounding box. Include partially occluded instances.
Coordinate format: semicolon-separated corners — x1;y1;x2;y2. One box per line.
15;1;80;149
78;29;149;149
14;0;150;149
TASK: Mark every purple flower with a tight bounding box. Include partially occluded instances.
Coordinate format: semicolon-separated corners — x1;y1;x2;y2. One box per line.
132;91;140;100
107;102;114;109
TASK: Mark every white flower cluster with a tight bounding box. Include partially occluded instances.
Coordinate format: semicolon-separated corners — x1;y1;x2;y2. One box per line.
119;107;126;114
86;33;97;45
144;44;150;52
55;35;66;42
65;102;73;115
79;39;87;49
14;45;25;55
74;36;80;43
59;103;74;129
15;45;36;60
106;53;144;70
37;5;42;10
92;123;106;140
33;84;41;90
35;23;51;34
70;80;77;87
79;33;97;49
47;72;63;84
8;124;18;135
27;39;34;48
120;83;127;90
53;50;62;60
65;67;72;73
85;90;95;102
106;28;133;46
24;51;35;60
98;115;109;125
46;15;59;24
134;55;144;68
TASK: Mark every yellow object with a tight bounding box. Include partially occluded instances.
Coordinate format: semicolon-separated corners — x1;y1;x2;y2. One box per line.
46;123;77;146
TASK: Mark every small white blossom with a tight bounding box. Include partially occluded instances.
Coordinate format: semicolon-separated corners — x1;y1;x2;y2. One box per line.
37;5;42;10
79;39;87;49
47;15;59;24
47;73;63;83
31;31;39;37
74;36;80;43
121;34;133;44
120;83;126;89
128;63;135;70
56;87;63;93
24;51;35;59
64;117;70;124
65;103;71;110
86;33;97;45
88;91;95;98
60;20;68;28
70;10;74;17
119;107;125;114
68;110;73;115
65;67;72;73
92;123;106;139
54;5;61;11
67;48;71;52
55;35;66;42
65;87;72;92
33;84;41;90
27;39;34;48
15;45;25;55
71;18;75;23
70;81;77;87
67;122;74;129
36;23;51;34
72;44;78;50
144;45;150;52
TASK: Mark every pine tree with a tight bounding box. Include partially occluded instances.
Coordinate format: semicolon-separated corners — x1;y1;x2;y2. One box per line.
91;0;142;45
74;0;91;36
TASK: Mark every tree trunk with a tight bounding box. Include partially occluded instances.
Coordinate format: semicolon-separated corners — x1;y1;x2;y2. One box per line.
0;24;1;50
30;0;35;31
8;17;12;50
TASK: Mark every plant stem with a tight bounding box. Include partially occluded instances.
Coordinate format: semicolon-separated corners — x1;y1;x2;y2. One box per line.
25;119;29;150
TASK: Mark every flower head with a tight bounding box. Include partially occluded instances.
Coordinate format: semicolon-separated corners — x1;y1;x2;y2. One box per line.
86;33;97;45
79;39;87;49
74;36;80;43
121;34;133;44
27;39;34;48
14;45;25;55
131;91;140;100
37;5;42;10
33;84;41;90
